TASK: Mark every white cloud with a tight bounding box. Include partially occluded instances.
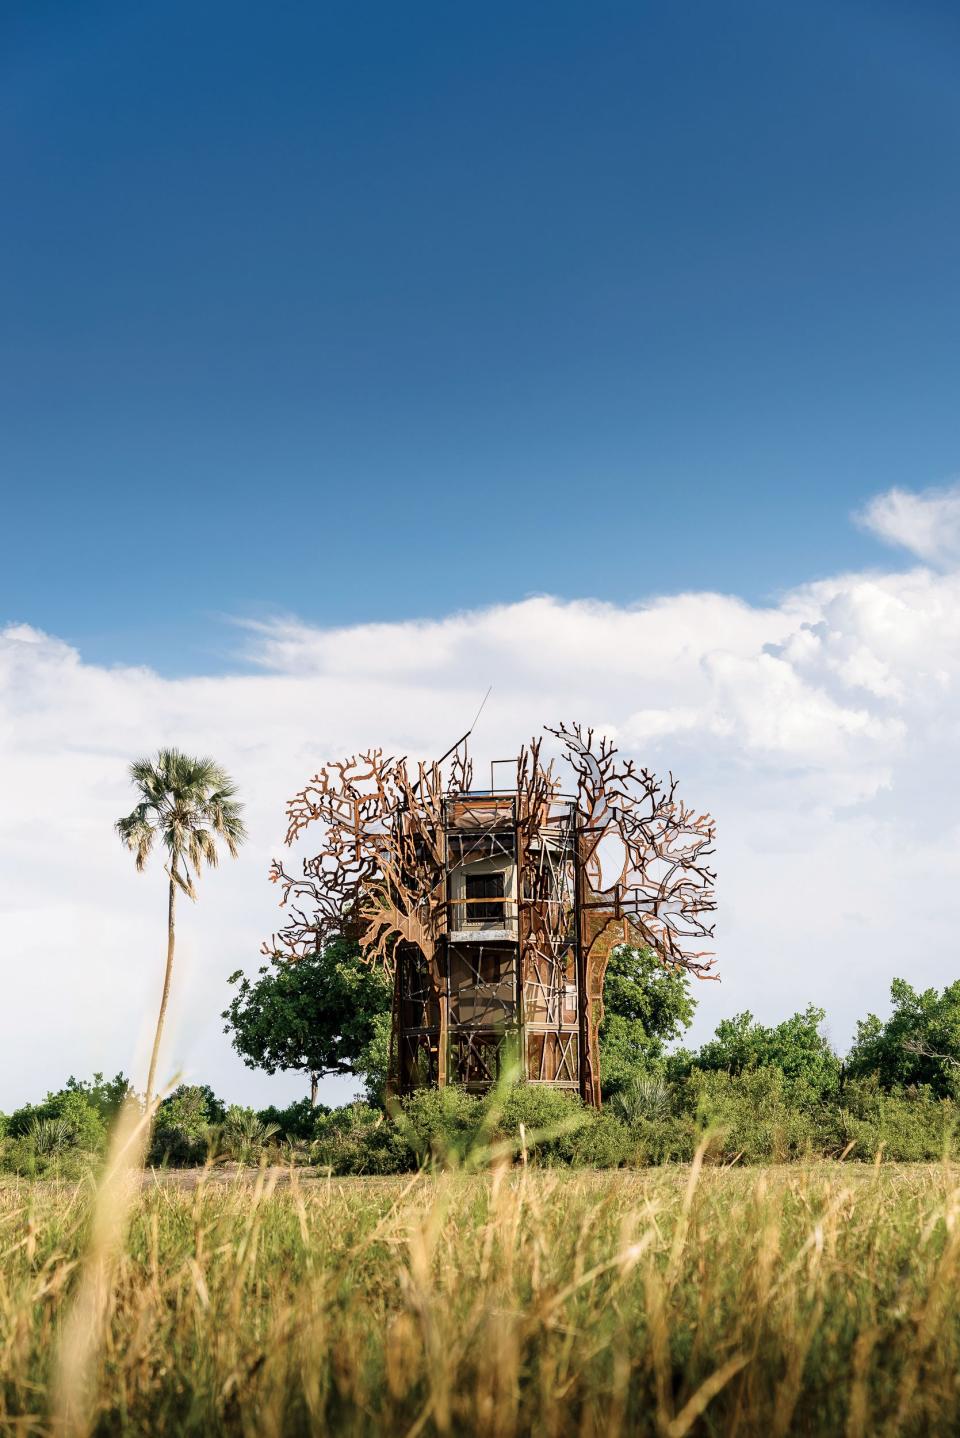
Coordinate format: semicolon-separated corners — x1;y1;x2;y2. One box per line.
2;506;960;1110
857;482;960;567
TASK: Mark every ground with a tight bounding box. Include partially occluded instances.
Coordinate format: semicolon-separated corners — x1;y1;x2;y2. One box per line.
2;1163;960;1435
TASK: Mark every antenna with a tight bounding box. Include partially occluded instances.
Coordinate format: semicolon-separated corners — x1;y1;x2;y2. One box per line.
423;687;493;791
468;684;492;735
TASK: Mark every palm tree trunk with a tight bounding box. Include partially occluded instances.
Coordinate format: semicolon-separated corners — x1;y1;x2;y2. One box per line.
145;872;177;1110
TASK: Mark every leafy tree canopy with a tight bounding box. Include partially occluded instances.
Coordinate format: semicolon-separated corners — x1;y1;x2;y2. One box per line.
6;1072;133;1147
62;1071;134;1123
156;1084;226;1134
846;978;960;1099
223;937;392;1101
688;1005;840;1099
257;1096;329;1140
600;946;697;1092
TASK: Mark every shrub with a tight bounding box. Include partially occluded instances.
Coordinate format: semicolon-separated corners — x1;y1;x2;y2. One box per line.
0;1131;99;1180
563;1110;634;1167
394;1087;486;1165
149;1084;224;1167
29;1117;72;1155
688;1007;841;1102
599;945;696;1094
305;1084;634;1174
846;979;960;1098
220;1107;281;1164
61;1072;135;1125
312;1103;408;1175
257;1097;329;1140
9;1088;107;1153
488;1085;596;1165
832;1077;959;1161
149;1125;210;1167
159;1085;223;1128
683;1066;818;1164
626;1111;696;1165
0;1136;39;1177
609;1073;672;1126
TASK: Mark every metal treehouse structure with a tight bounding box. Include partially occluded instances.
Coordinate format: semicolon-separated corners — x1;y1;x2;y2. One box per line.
267;724;716;1105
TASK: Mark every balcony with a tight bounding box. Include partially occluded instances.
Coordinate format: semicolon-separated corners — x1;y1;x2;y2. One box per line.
445;893;518;943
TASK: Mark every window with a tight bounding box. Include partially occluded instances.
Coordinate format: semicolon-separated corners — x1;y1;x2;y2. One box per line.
465;869;505;923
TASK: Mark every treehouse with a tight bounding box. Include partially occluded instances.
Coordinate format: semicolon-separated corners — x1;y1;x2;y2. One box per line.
268;724;716;1107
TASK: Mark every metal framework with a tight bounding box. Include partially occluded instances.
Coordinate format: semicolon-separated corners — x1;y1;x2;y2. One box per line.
266;723;716;1105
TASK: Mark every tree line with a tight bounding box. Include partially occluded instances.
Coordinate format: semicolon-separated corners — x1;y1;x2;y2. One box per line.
4;746;954;1177
222;938;960;1106
4;946;959;1176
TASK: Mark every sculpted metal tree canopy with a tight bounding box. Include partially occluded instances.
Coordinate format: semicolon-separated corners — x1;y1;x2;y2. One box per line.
266;724;716;1105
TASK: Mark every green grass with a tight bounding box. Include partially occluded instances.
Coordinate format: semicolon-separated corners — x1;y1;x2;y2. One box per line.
3;1161;960;1435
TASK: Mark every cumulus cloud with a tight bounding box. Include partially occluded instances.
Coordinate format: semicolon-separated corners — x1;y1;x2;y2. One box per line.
2;510;959;1109
857;482;960;567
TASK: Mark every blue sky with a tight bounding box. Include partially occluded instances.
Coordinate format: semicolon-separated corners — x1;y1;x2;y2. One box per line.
4;2;960;1105
4;1;960;672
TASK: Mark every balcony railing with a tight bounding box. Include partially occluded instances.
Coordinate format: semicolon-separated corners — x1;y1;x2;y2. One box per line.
445;895;519;940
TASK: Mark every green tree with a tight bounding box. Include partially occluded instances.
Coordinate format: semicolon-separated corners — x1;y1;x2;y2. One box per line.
846;978;960;1098
116;749;246;1107
156;1083;226;1129
62;1071;134;1125
223;937;392;1105
8;1085;108;1151
599;945;696;1094
149;1083;226;1167
355;1009;393;1107
689;1005;840;1100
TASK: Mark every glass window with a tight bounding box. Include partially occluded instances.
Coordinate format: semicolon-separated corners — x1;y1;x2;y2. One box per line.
465;869;505;923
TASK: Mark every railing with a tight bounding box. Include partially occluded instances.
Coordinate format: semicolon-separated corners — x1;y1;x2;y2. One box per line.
445;896;519;937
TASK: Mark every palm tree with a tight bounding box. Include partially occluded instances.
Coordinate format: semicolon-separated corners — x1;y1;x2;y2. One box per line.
116;749;246;1109
609;1072;672;1126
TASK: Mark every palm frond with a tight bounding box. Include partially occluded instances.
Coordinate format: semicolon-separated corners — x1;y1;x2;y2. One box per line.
115;809;157;872
29;1116;72;1155
117;749;246;879
170;866;198;901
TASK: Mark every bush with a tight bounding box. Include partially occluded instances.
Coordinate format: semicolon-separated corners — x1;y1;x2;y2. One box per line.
682;1066;818;1164
257;1097;329;1141
149;1084;224;1167
831;1077;959;1161
392;1085;634;1171
687;1007;841;1103
0;1131;100;1179
8;1088;107;1153
563;1110;635;1167
393;1087;486;1166
609;1073;672;1126
358;1010;392;1106
846;979;960;1098
220;1107;281;1163
312;1103;408;1175
29;1117;72;1155
626;1112;696;1165
305;1086;634;1175
494;1083;584;1139
61;1072;134;1125
149;1125;211;1167
0;1074;137;1175
156;1084;223;1132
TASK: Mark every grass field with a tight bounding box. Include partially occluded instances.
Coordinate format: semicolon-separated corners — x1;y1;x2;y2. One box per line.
3;1158;960;1436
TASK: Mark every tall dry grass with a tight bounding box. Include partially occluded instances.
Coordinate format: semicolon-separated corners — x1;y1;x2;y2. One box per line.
2;1158;960;1435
